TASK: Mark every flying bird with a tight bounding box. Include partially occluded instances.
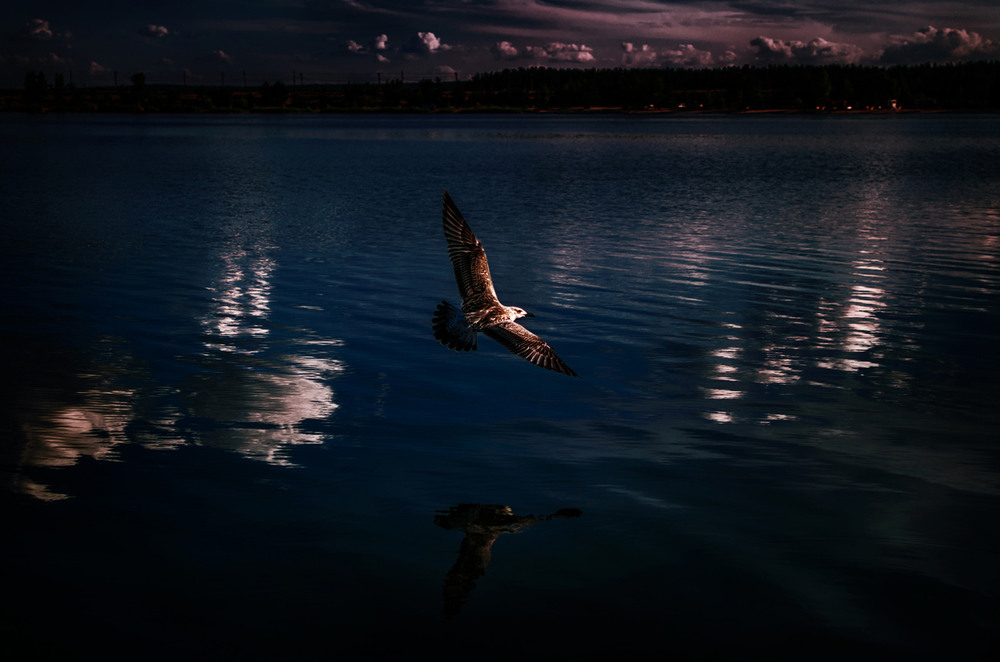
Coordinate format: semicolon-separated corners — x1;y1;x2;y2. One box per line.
433;190;578;377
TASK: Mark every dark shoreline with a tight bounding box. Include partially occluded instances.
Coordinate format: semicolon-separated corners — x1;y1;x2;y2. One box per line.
6;60;999;115
0;96;991;116
1;107;991;116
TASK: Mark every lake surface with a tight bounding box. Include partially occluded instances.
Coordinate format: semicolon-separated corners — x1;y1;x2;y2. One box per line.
2;113;998;660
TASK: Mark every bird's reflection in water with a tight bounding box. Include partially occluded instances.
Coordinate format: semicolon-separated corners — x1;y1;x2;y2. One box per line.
434;503;582;618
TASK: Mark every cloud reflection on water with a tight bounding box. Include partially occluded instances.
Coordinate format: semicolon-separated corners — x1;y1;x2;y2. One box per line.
203;247;276;346
192;242;343;466
692;186;898;426
520;146;998;498
14;381;144;500
9;240;344;499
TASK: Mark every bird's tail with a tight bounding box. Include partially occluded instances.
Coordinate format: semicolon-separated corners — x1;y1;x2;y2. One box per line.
433;300;478;352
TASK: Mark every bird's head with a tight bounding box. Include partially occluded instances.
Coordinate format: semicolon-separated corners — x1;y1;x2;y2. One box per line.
508;306;534;319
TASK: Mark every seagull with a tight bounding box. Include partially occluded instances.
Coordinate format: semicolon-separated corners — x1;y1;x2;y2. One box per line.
433;190;578;377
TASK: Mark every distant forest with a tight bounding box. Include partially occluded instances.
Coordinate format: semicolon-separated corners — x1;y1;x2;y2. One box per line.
4;61;999;114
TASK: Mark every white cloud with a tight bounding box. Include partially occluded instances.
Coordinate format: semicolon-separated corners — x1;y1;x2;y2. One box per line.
492;40;520;60
89;61;108;74
213;50;234;64
880;26;1000;64
800;38;864;64
621;42;714;68
492;40;596;63
621;42;658;66
750;36;795;60
750;36;864;64
662;44;714;67
347;34;390;59
525;42;595;63
407;31;451;54
718;50;739;66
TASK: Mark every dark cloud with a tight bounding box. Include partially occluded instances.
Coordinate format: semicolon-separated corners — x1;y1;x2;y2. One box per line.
20;18;71;41
0;2;997;85
879;26;1000;64
138;24;170;39
729;1;810;19
189;48;235;70
726;0;921;33
25;18;54;39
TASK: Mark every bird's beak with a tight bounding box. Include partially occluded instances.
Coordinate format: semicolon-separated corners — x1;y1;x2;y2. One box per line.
525;312;535;317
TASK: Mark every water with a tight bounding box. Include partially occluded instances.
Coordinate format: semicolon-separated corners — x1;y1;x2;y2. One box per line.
2;113;998;660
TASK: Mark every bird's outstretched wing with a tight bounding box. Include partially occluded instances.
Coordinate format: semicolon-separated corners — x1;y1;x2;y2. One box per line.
443;191;498;305
483;322;579;377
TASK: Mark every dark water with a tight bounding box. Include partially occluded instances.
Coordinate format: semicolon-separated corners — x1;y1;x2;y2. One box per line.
2;113;998;660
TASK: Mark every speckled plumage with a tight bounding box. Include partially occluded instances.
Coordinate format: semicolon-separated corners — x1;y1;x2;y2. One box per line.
432;191;578;377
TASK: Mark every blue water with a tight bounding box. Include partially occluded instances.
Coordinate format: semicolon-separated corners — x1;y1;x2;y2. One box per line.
2;113;998;660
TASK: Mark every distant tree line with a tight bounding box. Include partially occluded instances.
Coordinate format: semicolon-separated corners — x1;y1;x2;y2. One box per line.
461;62;1000;111
4;61;998;113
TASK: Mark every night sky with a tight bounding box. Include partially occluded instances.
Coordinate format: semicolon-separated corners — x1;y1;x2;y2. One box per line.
2;1;998;87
